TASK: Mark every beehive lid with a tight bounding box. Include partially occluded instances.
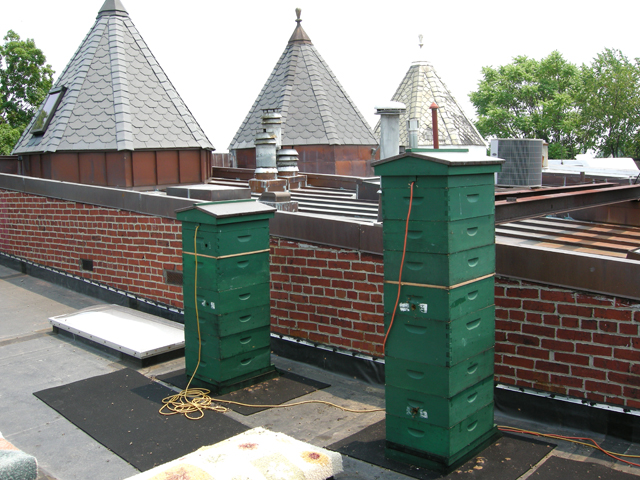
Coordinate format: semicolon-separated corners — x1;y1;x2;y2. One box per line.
176;199;276;225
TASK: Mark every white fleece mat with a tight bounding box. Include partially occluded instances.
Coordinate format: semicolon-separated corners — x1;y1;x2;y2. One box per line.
125;427;342;480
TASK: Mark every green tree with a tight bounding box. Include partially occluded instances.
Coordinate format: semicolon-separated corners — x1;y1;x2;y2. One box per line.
0;30;54;154
470;51;582;159
577;48;640;158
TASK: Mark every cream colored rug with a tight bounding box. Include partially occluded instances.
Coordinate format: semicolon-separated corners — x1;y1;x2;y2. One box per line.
126;427;343;480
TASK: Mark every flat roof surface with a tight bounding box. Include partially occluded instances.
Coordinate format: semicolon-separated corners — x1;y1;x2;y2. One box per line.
2;263;640;479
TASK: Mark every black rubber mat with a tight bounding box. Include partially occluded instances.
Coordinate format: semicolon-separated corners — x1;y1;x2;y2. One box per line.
528;456;640;479
328;420;555;479
157;369;330;415
33;368;248;471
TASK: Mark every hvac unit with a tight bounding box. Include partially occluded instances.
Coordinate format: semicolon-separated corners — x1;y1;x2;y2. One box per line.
491;138;543;187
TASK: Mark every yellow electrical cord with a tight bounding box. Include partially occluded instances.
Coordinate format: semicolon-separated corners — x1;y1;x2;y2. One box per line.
498;425;640;467
160;224;384;420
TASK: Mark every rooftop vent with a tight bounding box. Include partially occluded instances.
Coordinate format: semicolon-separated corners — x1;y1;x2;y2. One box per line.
491;139;543;187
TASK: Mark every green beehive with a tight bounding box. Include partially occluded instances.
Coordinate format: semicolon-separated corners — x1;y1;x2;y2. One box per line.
182;252;270;292
374;152;503;473
384;306;495;367
184;325;272;360
382;268;495;322
384;244;495;287
385;403;497;463
183;283;272;316
385;348;495;397
183;304;270;337
177;199;277;393
182;222;271;257
381;183;495;223
185;346;273;384
383;215;495;255
385;375;494;428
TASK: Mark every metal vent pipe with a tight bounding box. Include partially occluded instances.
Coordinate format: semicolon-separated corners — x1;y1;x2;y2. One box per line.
262;110;282;151
408;118;419;150
430;102;439;149
255;131;278;177
375;102;406;160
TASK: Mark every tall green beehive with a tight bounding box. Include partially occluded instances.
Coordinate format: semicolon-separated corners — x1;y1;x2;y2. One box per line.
373;152;503;473
177;199;277;393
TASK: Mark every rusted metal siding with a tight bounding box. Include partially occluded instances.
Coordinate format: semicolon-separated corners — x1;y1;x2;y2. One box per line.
234;144;377;177
50;153;80;183
21;149;208;187
334;144;377;177
105;152;133;187
156;150;179;185
24;155;38;177
572;202;640;228
211;153;231;168
495;184;640;224
295;145;336;174
210;166;255;181
0;156;21;175
132;151;157;186
41;154;52;178
79;153;108;185
179;150;201;184
235;148;256;170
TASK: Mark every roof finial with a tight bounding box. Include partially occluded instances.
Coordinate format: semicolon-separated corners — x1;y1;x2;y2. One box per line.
418;34;424;49
289;8;312;44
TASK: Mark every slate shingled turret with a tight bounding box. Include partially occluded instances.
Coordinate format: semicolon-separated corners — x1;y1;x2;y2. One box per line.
229;10;378;176
13;0;213;187
375;51;486;154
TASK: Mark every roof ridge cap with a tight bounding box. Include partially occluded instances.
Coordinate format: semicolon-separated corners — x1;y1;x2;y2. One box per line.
108;16;134;151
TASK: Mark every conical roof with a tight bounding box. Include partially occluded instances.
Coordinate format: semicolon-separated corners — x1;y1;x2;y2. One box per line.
229;10;376;151
13;0;213;154
374;60;485;148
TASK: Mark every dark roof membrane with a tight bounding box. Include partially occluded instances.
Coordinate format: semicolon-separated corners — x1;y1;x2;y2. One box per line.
98;0;128;17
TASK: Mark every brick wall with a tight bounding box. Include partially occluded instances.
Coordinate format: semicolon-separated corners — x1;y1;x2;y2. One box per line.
3;187;640;409
269;237;385;357
0;190;184;308
495;277;640;409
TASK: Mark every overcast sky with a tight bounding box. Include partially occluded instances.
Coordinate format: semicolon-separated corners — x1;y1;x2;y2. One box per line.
3;0;640;152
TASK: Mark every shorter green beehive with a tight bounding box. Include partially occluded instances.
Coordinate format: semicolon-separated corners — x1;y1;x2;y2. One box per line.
177;199;276;392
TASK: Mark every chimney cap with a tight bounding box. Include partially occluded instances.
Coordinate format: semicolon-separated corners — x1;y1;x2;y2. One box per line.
375;102;406;115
